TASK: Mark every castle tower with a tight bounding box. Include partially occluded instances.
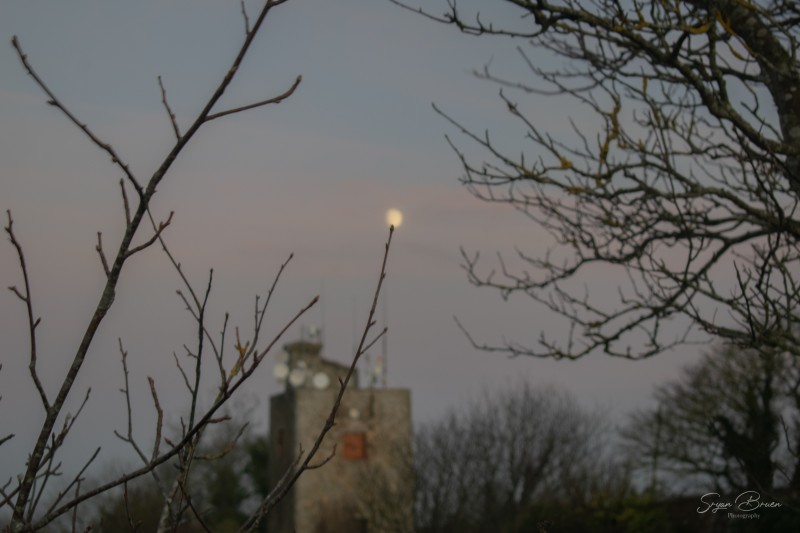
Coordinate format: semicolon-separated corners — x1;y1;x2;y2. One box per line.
268;339;413;533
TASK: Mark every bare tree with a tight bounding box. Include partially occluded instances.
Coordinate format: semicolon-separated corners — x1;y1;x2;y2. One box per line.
1;2;395;531
412;383;630;533
392;0;800;359
623;343;800;495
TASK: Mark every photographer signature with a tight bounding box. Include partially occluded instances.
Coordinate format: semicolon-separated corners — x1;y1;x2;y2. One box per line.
697;491;782;514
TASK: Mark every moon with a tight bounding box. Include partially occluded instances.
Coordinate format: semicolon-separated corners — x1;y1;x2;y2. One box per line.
385;208;403;228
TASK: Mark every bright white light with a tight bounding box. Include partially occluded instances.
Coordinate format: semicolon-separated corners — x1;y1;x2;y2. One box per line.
385;208;403;228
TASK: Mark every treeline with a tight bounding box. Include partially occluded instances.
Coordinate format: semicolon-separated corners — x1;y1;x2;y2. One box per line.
87;343;800;532
407;343;800;533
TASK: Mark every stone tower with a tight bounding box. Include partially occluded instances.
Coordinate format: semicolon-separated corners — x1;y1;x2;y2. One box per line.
268;339;413;533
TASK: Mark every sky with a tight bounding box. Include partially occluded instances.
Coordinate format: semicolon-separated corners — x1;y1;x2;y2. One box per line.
0;0;703;486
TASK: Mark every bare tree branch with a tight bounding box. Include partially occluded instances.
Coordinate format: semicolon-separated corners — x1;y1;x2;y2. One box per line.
147;377;164;464
204;75;302;123
238;226;395;533
5;1;311;529
96;232;111;278
5;211;48;410
10;37;143;197
119;179;132;227
240;0;251;35
124;211;174;260
397;0;800;359
157;75;181;141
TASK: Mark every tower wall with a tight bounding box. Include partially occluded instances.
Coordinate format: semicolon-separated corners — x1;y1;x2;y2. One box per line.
268;387;413;533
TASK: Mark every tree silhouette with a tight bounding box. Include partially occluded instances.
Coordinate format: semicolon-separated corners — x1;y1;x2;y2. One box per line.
624;343;800;494
393;0;800;359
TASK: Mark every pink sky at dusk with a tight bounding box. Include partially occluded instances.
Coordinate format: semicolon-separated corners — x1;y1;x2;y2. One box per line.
0;0;704;487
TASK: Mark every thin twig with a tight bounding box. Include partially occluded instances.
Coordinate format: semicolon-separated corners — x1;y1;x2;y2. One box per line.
158;75;181;140
215;313;231;396
204;75;301;122
11;37;143;196
173;351;192;394
96;232;111;278
70;478;80;533
239;226;395;532
250;253;294;366
119;179;131;226
306;445;337;470
239;447;305;533
124;211;174;259
43;447;100;519
176;479;213;533
113;341;168;497
148;377;164;463
188;270;214;431
147;208;222;359
5;210;49;411
195;423;248;462
122;481;140;532
240;0;251;34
